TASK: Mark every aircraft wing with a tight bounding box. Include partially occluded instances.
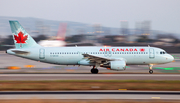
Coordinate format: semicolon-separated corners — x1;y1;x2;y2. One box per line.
82;54;116;63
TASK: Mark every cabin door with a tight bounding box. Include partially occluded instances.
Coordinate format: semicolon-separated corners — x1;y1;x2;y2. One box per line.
149;48;155;58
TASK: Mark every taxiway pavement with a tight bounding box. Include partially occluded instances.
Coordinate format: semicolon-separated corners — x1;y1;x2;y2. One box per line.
0;74;180;80
0;90;179;100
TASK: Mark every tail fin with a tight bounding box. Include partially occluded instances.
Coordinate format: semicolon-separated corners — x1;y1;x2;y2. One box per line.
56;23;67;41
9;21;40;49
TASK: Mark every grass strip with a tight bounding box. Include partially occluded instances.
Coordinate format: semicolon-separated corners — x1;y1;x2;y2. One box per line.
0;80;180;91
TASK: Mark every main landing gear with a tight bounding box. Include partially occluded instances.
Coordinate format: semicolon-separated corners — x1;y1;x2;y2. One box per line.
91;66;99;74
149;64;153;74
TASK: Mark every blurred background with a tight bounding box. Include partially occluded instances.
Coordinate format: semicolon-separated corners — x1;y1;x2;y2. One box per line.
0;0;180;53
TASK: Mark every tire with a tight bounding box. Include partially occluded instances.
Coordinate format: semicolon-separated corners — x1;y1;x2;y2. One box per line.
91;68;99;74
149;70;153;74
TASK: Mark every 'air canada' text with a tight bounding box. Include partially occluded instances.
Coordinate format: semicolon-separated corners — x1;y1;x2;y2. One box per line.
99;48;145;52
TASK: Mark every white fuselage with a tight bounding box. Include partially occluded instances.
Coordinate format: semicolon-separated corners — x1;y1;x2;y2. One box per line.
7;46;174;66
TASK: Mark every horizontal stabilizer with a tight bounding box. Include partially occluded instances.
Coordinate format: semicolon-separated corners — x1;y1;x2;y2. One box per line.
11;50;29;54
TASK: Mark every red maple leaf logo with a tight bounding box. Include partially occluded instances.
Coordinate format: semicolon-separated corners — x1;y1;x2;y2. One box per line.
14;32;28;44
140;48;145;52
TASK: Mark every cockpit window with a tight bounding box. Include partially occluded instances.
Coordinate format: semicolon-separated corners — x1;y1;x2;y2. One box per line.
160;51;166;54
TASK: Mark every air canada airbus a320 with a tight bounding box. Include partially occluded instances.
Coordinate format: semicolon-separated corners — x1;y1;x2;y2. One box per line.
6;21;174;74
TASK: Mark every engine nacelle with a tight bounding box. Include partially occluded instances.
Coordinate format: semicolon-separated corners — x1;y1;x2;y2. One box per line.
101;60;126;71
110;61;126;71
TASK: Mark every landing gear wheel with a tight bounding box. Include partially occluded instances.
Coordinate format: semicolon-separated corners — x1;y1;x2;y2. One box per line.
149;70;153;74
148;64;153;74
91;68;99;74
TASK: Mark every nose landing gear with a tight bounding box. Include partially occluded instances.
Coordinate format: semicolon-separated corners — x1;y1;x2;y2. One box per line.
149;64;153;74
91;66;99;74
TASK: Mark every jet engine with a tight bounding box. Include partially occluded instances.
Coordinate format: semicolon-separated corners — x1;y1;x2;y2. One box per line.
101;60;126;71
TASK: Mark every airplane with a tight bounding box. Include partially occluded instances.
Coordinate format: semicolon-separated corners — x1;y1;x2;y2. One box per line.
38;23;67;47
6;21;174;74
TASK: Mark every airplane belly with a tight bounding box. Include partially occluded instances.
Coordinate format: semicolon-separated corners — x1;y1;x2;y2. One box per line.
149;55;163;64
58;55;82;65
130;55;149;65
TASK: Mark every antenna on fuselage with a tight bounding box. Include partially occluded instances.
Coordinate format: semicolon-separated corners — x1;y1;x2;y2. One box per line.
75;45;77;47
148;45;150;47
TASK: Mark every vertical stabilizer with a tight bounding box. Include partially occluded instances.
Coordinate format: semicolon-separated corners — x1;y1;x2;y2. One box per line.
9;21;40;49
56;23;67;40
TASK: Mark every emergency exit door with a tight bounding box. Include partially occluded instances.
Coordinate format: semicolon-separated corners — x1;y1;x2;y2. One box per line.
39;48;45;59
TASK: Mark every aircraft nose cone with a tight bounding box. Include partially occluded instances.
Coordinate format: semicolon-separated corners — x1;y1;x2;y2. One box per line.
168;55;174;62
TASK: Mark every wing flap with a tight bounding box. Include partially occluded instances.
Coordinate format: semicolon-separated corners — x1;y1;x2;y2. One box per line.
82;54;114;62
